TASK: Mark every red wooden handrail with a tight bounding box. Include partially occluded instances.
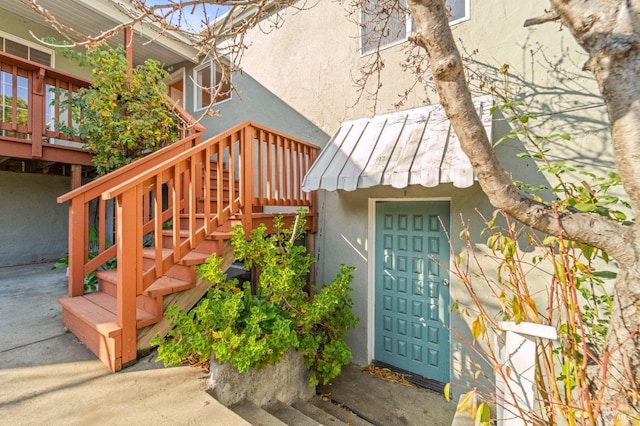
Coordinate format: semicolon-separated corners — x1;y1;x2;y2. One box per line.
0;51;93;164
59;121;319;365
59;122;318;363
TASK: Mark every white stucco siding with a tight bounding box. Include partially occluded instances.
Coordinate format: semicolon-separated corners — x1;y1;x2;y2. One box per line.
0;171;72;267
239;1;611;177
236;0;617;398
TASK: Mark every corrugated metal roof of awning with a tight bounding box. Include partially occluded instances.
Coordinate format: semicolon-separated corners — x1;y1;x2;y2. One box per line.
302;95;493;192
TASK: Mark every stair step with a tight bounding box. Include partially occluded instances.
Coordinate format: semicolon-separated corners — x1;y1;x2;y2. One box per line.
308;395;373;426
59;294;122;371
230;399;287;426
180;251;209;266
142;247;173;259
263;399;323;426
144;275;194;298
61;291;157;330
290;398;348;425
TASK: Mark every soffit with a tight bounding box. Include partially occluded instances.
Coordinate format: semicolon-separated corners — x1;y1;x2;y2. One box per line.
302;95;493;192
1;0;199;66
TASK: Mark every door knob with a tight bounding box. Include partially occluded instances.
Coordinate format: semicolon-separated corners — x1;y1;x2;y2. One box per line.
442;279;449;286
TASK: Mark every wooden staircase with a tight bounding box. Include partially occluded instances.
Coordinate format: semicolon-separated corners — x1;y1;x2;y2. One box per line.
57;122;319;371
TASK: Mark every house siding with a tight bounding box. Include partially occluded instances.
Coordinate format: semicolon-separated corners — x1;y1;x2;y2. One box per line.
0;171;71;267
0;10;93;267
0;9;91;78
232;0;616;397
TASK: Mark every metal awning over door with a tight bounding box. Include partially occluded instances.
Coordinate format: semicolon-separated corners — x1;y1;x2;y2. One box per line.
301;95;492;192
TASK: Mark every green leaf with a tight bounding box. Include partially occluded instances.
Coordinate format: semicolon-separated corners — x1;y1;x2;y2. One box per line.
591;270;617;279
475;402;491;426
444;383;451;402
573;202;596;213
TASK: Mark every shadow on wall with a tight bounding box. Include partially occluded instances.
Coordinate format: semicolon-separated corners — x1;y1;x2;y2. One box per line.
458;34;611;173
198;71;330;148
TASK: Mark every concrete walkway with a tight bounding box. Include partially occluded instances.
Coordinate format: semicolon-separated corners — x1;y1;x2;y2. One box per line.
0;262;459;425
0;262;249;425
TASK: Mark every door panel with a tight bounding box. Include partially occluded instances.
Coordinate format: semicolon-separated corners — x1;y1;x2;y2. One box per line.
374;201;450;383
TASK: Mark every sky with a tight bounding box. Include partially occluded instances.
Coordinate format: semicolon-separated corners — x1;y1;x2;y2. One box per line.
144;1;231;30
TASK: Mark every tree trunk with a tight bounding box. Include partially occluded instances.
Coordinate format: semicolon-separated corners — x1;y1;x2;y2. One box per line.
407;0;640;423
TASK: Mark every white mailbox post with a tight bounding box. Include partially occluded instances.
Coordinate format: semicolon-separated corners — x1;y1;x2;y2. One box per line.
495;321;558;426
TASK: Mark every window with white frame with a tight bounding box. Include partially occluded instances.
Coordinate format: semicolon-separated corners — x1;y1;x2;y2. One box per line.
0;32;53;66
360;0;469;55
194;61;231;110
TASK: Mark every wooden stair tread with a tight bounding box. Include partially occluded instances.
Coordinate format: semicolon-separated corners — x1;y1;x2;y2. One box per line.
144;276;194;298
59;295;121;337
180;251;209;266
96;269;117;284
210;231;231;240
61;291;157;330
141;247;172;258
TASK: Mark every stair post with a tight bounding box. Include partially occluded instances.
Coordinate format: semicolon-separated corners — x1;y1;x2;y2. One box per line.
67;195;87;297
241;125;254;233
115;185;142;366
495;321;558;425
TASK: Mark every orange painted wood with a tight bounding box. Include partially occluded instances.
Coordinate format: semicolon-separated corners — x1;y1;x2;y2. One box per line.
144;276;194;298
58;121;320;372
242;126;254;233
59;295;122;371
68;196;86;297
124;27;134;70
71;164;82;190
116;188;140;366
61;302;121;371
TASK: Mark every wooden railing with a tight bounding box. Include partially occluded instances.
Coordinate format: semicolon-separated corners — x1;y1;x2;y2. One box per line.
0;51;203;166
59;121;318;362
0;51;93;165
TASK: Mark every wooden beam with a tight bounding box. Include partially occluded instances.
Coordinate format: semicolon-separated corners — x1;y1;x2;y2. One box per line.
71;164;82;189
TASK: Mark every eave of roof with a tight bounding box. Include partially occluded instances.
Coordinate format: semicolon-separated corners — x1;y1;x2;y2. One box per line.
302;95;493;192
1;0;200;65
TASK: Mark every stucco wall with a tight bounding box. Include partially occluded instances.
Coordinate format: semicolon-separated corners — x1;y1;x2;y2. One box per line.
231;0;615;397
171;61;329;147
0;171;71;267
239;1;610;172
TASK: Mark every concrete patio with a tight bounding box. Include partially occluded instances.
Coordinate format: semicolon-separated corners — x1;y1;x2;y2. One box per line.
0;262;248;425
0;261;458;425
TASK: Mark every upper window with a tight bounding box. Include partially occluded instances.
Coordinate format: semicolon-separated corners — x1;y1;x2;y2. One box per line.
194;61;231;110
0;32;53;66
360;0;469;55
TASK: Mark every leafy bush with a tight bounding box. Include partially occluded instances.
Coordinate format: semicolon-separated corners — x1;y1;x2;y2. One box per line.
153;215;359;386
52;45;179;175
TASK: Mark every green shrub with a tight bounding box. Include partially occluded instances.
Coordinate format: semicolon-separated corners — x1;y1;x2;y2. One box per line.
153;214;359;386
52;45;179;175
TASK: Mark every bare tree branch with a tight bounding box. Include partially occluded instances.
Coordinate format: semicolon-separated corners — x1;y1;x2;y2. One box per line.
523;10;560;27
406;0;631;265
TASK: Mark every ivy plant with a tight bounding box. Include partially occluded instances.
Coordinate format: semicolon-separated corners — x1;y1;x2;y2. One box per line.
153;214;359;387
52;45;179;175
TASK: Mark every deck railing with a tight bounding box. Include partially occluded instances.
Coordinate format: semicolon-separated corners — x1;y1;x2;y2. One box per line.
0;51;93;164
0;51;203;166
59;121;318;364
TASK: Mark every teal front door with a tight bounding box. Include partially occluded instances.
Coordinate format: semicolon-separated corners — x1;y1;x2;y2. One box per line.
374;201;450;383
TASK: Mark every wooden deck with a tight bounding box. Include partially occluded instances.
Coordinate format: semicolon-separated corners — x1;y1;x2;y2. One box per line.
0;51;93;170
57;122;319;371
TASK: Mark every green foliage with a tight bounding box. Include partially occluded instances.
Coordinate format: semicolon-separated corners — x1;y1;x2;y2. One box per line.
52;45;179;175
153;214;359;387
1;95;28;125
51;226;116;292
449;86;629;424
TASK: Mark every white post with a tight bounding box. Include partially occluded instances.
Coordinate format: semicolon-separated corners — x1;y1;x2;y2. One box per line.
495;321;558;426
